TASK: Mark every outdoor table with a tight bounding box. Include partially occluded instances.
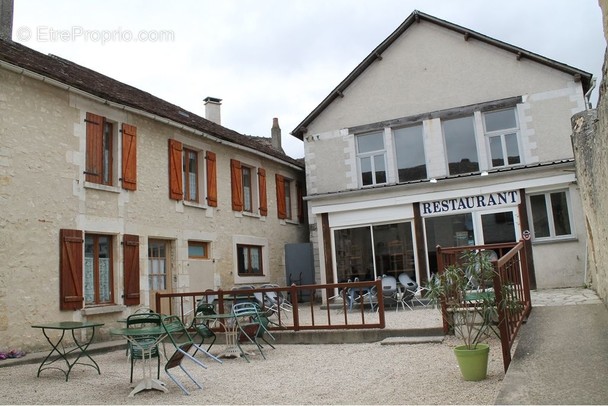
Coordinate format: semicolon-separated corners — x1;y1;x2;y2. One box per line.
110;325;170;397
31;321;104;381
198;312;255;359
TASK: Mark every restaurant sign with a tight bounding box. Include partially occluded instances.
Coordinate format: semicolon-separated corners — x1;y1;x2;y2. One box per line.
421;190;519;215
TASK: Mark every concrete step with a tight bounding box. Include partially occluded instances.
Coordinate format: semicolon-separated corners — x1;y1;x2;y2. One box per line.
380;335;444;345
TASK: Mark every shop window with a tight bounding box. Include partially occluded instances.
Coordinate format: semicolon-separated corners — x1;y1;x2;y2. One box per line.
168;139;217;206
84;234;114;305
529;191;573;239
356;131;387;186
483;108;521;168
237;244;264;275
394;124;427;182
424;213;474;275
188;241;209;259
443;116;479;175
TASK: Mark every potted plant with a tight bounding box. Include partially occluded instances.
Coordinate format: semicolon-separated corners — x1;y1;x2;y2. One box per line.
426;250;499;381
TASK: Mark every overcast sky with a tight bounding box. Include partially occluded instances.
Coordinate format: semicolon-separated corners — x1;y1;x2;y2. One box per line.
11;0;606;158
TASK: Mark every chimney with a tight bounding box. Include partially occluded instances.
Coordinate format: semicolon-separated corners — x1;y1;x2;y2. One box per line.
271;117;283;152
0;0;14;41
204;96;222;125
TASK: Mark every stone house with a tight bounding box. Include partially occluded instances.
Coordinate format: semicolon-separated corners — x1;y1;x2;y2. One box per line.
0;34;306;349
291;10;594;293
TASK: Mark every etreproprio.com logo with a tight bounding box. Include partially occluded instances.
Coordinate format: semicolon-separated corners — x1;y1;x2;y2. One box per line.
16;25;175;45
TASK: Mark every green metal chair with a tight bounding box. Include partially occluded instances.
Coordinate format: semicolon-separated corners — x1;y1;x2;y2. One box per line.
189;302;217;356
232;302;270;362
161;315;222;395
125;312;162;384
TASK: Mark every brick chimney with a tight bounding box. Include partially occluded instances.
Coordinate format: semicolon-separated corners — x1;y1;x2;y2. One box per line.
271;117;283;152
204;96;222;125
0;0;14;41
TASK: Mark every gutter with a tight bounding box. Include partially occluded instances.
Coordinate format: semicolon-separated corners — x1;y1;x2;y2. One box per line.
0;60;304;171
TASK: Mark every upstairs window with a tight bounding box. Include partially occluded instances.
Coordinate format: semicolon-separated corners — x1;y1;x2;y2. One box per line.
276;174;296;220
168;139;217;206
394;124;427;182
242;166;253;212
231;159;267;215
484;108;521;168
357;131;386;186
529;191;573;239
183;148;199;202
443;116;479;175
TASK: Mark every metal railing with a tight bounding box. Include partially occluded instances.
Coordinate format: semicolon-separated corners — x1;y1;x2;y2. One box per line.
154;279;385;332
436;240;532;372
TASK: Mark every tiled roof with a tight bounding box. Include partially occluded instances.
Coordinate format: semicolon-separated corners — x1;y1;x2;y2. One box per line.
0;39;302;168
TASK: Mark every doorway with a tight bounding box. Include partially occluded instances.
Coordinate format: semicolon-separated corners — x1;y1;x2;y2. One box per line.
147;239;172;311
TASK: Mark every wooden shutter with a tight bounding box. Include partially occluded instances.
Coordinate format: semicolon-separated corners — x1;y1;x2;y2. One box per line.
121;123;137;191
168;139;183;200
123;234;140;306
59;229;84;311
276;174;287;219
258;168;267;216
206;151;218;207
231;159;243;211
297;181;304;223
85;112;104;183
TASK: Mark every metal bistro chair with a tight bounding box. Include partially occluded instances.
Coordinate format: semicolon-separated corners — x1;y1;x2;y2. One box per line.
161;315;222;395
125;312;162;384
189;301;218;357
232;302;266;362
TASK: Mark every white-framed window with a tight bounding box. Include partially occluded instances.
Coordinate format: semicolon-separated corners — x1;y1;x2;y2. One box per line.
528;190;573;239
483;108;521;168
393;124;427;182
443;115;479;175
356;131;387;186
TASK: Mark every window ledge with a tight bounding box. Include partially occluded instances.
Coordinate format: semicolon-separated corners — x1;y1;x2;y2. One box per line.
81;304;126;316
242;211;260;219
183;201;208;210
532;236;578;245
84;182;121;194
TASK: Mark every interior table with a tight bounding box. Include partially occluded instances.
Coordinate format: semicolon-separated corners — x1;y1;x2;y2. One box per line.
31;321;104;381
110;325;169;397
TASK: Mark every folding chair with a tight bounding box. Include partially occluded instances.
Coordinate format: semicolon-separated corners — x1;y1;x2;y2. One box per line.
125;312;162;384
232;302;266;362
189;301;217;356
161;315;222;395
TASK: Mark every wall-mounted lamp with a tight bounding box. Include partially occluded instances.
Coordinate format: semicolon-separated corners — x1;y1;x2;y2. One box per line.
480;171;489;176
430;178;437;183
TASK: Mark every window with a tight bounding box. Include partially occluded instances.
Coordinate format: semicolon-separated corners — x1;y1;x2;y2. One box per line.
237;244;263;275
394;125;427;182
276;174;294;220
484;108;521;168
85;112;137;190
168;139;217;206
188;241;209;259
443;116;479;175
183;148;199;202
84;234;114;305
529;191;573;239
356;131;386;186
230;159;267;215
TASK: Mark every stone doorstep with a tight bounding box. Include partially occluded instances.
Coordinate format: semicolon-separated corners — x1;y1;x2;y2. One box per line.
380;336;445;345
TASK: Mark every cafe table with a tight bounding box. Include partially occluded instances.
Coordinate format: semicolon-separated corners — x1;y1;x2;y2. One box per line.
197;310;259;359
31;321;104;381
110;325;171;397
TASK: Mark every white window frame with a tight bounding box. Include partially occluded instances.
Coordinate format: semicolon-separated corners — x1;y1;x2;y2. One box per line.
527;189;575;241
356;131;387;187
181;145;208;209
483;108;522;169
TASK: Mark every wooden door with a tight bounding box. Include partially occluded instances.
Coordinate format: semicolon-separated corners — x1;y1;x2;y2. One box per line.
147;239;172;311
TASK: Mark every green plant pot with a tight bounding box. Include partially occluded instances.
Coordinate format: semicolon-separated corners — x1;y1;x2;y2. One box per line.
453;343;490;381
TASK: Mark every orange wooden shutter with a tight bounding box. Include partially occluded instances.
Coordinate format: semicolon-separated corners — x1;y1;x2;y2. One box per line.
231;159;243;211
85;112;104;183
121;123;137;191
59;229;84;310
123;234;140;306
258;168;268;216
276;174;287;219
206;151;218;207
297;181;304;223
168;139;183;200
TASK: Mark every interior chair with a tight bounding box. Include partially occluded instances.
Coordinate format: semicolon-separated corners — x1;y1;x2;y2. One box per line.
379;274;399;311
161;315;222;395
398;273;425;308
189;301;218;357
125;312;162;384
231;302;266;362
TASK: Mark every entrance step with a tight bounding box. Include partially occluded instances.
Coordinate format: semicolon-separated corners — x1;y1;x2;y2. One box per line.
380;335;444;345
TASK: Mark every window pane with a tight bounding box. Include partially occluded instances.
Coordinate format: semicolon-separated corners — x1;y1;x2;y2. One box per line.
372;222;415;281
424;213;474;275
188;242;207;258
251;247;261;273
489;136;504;167
242;167;252;212
360;156;372;186
550;192;571;235
394;125;427;182
357;131;384;153
102;122;112;184
334;227;373;282
481;211;515;244
443;116;479;175
505;133;520;165
484;108;516;132
374;155;386;184
284;180;292;219
530;195;550;237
